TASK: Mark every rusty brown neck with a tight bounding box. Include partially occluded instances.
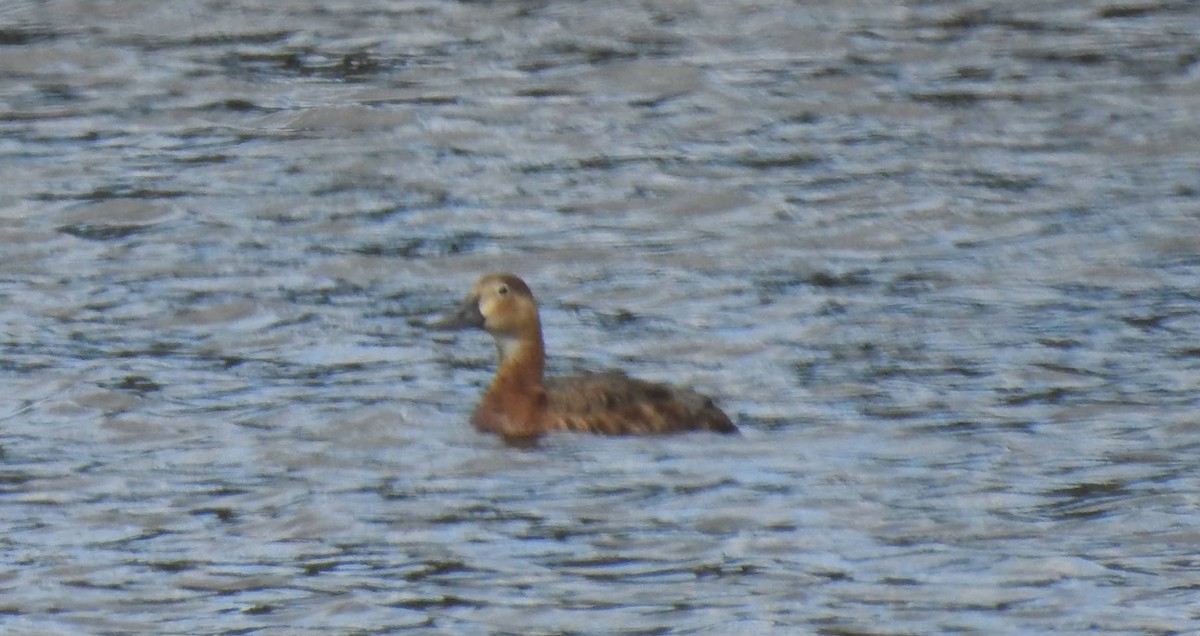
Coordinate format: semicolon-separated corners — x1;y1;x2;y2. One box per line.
492;326;545;385
472;322;547;437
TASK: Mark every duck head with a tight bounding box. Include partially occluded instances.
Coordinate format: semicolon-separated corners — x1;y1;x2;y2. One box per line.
435;273;543;363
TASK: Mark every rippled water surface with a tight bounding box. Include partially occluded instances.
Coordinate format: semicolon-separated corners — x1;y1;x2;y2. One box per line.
3;0;1200;633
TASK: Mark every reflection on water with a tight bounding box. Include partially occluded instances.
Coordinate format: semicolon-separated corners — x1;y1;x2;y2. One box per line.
2;0;1199;633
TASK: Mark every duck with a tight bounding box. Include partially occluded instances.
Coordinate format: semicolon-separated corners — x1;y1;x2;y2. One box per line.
435;273;736;443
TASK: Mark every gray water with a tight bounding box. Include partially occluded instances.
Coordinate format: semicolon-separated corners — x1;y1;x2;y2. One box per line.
2;0;1199;634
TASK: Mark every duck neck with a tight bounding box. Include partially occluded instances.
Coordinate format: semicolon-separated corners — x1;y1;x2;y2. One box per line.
490;328;545;392
473;327;547;438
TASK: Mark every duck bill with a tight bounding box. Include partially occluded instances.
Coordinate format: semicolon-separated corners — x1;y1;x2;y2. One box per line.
431;297;485;330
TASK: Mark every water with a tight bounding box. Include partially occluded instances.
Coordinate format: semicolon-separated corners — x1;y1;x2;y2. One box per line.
2;0;1199;633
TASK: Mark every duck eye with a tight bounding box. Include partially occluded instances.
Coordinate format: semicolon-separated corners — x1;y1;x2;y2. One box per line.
497;284;508;295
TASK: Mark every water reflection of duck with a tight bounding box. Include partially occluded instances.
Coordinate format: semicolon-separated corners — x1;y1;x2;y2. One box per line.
436;273;736;443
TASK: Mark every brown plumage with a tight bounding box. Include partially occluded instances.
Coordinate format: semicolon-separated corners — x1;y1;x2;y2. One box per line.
435;273;736;443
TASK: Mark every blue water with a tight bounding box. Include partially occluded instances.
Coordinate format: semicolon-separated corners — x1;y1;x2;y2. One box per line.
2;0;1199;633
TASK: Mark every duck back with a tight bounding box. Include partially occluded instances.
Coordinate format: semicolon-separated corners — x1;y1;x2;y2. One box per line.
543;372;737;435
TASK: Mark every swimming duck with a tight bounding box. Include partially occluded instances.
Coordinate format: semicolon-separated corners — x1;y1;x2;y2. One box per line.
436;273;736;442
